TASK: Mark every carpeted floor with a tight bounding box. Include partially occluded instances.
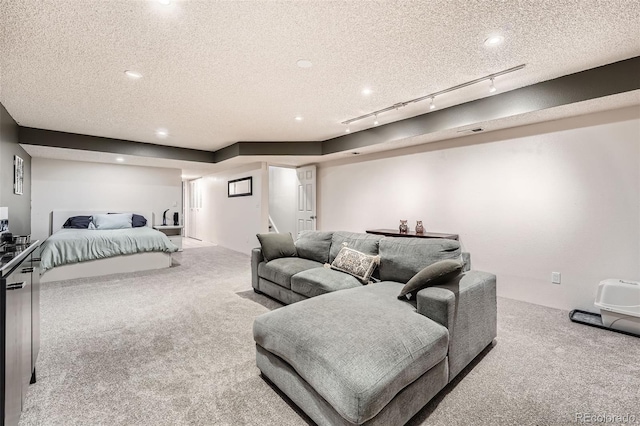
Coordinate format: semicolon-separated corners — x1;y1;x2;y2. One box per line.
20;246;639;426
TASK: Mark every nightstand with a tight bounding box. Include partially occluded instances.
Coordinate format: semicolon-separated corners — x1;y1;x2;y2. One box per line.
153;225;183;251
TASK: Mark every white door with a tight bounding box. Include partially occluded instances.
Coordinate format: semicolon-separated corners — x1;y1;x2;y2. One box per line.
187;179;203;239
295;165;317;235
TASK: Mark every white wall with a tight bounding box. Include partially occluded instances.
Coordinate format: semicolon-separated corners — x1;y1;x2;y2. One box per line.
318;107;640;312
268;166;297;235
196;163;268;254
31;158;182;241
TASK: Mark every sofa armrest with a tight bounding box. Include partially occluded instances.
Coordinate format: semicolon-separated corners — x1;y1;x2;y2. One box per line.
461;252;471;272
416;270;496;381
251;248;264;290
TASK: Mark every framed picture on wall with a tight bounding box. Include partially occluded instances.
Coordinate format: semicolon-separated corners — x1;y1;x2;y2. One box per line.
14;155;23;195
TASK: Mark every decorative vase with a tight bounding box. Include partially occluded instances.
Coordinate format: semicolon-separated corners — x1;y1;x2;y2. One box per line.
399;220;408;233
415;220;424;234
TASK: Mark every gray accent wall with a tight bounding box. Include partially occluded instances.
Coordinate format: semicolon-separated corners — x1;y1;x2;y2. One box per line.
0;102;31;235
19;127;216;163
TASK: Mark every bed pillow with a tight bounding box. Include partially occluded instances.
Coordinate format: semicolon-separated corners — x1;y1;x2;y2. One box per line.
62;215;93;229
93;213;133;230
108;213;147;227
132;214;147;227
256;233;297;261
398;259;464;300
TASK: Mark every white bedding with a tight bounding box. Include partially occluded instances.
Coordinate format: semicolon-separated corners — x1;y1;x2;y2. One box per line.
40;227;178;272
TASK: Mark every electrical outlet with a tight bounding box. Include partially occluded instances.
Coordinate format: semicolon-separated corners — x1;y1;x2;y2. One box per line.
551;272;561;284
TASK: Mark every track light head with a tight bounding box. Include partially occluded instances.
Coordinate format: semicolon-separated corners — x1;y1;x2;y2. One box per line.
342;64;524;127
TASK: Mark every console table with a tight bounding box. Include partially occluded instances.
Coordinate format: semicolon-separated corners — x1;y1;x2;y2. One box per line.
366;229;459;240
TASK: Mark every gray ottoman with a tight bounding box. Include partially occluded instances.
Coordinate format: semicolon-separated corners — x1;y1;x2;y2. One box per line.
253;282;450;425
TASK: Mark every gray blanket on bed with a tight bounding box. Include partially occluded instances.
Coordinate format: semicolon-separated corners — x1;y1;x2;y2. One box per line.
40;228;179;272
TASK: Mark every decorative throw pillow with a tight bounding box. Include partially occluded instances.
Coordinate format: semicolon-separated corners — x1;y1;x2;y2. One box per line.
62;215;93;229
329;246;380;284
256;233;297;262
398;259;463;300
93;213;133;230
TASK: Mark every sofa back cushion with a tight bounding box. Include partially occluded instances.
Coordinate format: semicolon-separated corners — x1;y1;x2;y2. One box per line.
379;237;461;283
295;231;334;264
329;231;382;263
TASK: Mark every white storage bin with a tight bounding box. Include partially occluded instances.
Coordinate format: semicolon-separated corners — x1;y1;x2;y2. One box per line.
594;279;640;335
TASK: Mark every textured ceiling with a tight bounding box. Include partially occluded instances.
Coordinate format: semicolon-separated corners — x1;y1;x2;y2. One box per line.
2;0;639;153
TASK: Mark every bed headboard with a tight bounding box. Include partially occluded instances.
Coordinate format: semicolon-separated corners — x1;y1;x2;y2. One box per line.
50;210;154;236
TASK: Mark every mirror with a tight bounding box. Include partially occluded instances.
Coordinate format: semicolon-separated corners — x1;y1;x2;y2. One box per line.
228;176;252;197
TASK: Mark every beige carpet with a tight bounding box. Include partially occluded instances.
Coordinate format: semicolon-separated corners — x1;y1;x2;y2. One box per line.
20;246;640;425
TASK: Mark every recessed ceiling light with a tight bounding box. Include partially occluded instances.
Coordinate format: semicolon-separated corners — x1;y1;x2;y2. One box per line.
295;116;303;121
296;59;313;68
362;88;372;96
116;157;124;162
158;0;171;5
484;35;504;47
124;70;142;79
155;128;169;138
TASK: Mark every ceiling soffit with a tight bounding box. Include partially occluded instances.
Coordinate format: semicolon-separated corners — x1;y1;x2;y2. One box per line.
18;57;640;164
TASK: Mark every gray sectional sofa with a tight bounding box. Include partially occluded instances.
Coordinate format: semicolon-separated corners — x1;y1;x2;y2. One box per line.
252;231;497;426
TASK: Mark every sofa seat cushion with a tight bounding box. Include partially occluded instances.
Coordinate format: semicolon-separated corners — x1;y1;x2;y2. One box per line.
253;282;449;424
290;267;362;298
258;258;323;289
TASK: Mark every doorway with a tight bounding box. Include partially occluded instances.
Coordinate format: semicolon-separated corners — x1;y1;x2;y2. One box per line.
268;165;317;236
185;178;204;240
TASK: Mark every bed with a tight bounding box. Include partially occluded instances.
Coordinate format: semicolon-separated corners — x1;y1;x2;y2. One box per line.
40;210;178;283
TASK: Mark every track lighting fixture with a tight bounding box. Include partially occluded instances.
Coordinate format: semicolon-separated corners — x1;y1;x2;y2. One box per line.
341;64;525;127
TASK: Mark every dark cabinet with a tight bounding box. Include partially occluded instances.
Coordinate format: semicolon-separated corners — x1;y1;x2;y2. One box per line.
30;257;40;383
1;242;40;426
3;279;22;426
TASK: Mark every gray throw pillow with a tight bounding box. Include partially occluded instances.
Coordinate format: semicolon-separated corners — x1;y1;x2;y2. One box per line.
256;233;297;262
398;259;463;300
